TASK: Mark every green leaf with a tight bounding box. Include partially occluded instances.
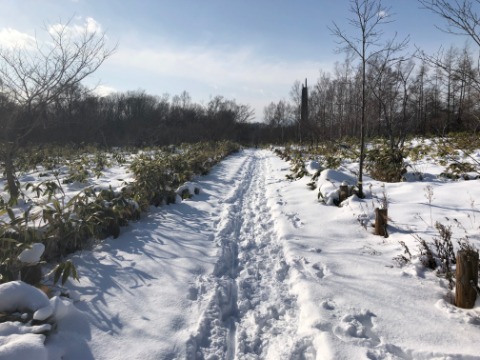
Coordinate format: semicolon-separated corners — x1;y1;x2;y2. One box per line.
53;263;64;285
61;263;71;285
0;238;19;244
7;208;16;221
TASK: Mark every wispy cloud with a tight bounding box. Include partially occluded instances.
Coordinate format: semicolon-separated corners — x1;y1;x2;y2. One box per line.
111;42;326;96
0;17;103;50
102;40;331;120
48;17;102;37
92;84;117;97
0;28;35;49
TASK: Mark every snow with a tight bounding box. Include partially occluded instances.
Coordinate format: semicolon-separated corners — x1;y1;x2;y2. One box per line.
1;148;480;359
0;333;48;360
18;243;45;264
0;281;53;321
317;168;356;205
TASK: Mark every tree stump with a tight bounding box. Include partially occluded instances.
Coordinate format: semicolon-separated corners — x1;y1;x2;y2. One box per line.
455;250;479;309
374;208;388;237
20;264;43;286
339;185;349;203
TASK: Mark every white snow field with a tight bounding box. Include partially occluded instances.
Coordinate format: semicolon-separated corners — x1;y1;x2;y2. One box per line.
2;148;480;359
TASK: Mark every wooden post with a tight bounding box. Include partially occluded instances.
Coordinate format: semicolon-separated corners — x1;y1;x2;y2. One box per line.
339;185;349;203
374;208;388;237
455;250;479;309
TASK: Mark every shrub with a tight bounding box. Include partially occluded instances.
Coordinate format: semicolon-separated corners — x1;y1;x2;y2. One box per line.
0;141;240;284
366;145;406;182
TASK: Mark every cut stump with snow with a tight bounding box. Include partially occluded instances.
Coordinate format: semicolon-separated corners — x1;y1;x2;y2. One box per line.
339;185;349;203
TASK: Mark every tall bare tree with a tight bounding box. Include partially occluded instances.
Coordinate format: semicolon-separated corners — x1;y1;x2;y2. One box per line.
330;0;406;197
0;19;115;199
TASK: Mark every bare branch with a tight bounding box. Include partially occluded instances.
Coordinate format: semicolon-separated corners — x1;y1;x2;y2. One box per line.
419;0;480;47
0;18;116;141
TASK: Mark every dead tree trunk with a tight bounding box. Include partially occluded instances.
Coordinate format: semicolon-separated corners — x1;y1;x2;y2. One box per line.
455;249;479;309
300;78;308;144
374;208;388;237
339;185;349;203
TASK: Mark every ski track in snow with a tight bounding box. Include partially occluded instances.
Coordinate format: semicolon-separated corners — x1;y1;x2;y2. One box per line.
25;148;480;359
187;150;313;359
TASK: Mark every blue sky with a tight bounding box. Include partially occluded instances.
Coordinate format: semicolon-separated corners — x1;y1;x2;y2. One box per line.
0;0;472;121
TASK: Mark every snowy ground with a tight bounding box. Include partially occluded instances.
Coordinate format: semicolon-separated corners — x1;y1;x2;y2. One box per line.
2;148;480;359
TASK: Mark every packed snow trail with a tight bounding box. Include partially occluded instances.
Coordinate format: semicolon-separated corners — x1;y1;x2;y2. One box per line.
187;150;313;359
39;148;480;359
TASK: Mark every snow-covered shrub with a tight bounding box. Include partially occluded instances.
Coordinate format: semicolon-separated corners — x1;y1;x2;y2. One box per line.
0;281;53;321
366;145;406;182
42;202;81;260
317;169;356;206
413;221;478;290
176;182;201;200
434;133;480;180
273;147;290;161
440;162;478;180
286;156;307;180
130;141;240;209
1;141;239;286
0;207;44;283
129;153;178;209
62;157;91;184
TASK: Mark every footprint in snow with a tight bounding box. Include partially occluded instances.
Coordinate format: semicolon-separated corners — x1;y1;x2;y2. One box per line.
320;299;336;311
333;310;380;346
312;263;326;279
285;212;304;228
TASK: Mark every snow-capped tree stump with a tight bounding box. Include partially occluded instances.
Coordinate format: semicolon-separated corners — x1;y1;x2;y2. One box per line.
374;208;388;237
455;249;479;309
339;185;349;203
20;264;43;285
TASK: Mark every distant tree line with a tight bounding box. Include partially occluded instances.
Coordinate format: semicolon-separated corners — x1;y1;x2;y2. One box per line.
2;86;265;147
266;44;480;145
266;0;480;147
2;0;480;156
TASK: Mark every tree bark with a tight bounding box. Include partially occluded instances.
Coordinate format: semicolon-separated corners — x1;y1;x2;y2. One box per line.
374;208;388;237
339;185;349;203
455;249;479;309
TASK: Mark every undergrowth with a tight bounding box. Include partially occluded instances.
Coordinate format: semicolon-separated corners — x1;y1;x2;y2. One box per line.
0;141;240;286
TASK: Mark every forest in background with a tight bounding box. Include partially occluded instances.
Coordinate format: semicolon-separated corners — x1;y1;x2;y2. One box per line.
4;42;480;149
1;0;480;153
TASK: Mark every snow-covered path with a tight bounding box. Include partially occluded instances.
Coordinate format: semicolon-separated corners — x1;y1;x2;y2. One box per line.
43;148;480;360
187;150;312;359
55;149;311;360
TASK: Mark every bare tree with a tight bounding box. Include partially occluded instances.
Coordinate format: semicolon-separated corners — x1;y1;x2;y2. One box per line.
329;0;407;197
263;100;293;143
234;104;255;124
419;0;480;47
418;0;480;93
0;19;115;199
